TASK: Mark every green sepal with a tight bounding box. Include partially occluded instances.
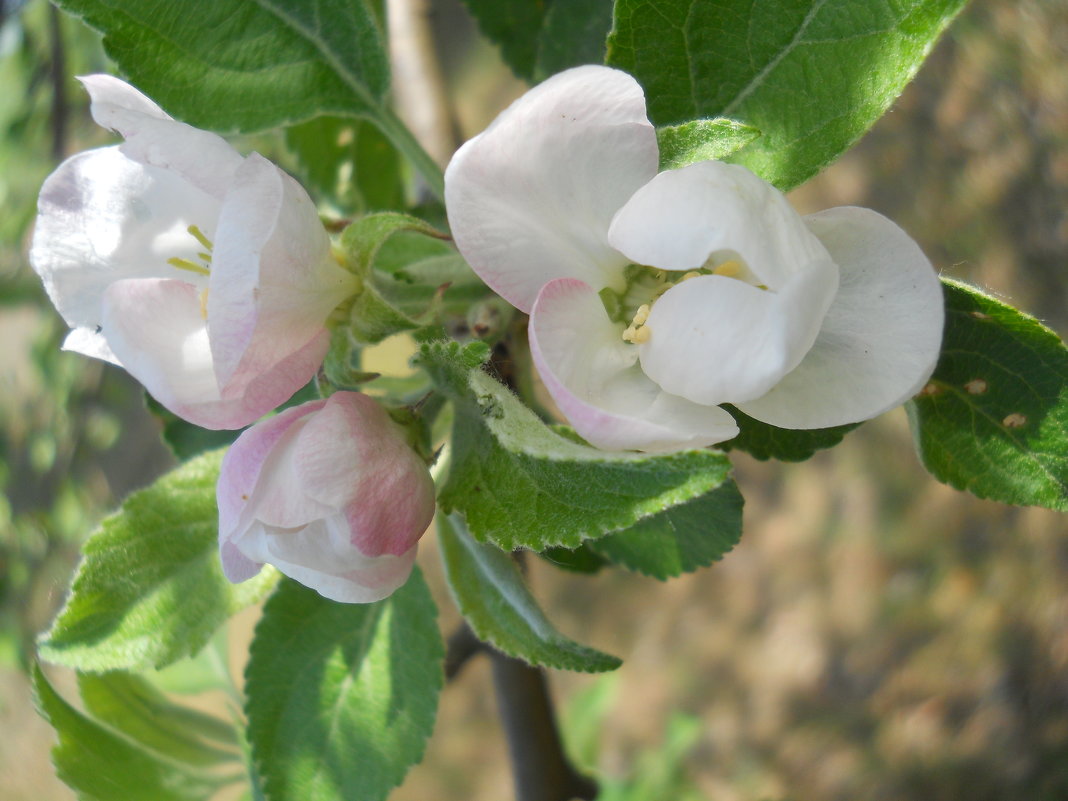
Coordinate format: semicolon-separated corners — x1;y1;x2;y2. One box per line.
336;213;451;344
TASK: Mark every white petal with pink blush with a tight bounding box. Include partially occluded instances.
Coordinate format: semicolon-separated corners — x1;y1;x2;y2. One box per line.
445;66;944;452
217;392;436;603
30;75;358;430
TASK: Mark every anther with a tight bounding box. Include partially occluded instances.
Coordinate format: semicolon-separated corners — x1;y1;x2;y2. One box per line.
632;304;650;326
713;260;741;277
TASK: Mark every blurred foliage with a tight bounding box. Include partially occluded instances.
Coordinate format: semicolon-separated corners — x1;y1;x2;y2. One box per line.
2;0;1068;800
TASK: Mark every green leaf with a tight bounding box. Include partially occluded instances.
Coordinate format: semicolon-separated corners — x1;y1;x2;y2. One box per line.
285;116;403;212
539;544;608;575
55;0;388;131
907;279;1068;510
417;341;734;550
534;0;615;80
145;396;240;461
607;0;967;189
32;665;229;801
54;0;444;197
721;406;859;462
460;0;547;80
590;479;743;579
438;514;621;672
656;119;760;171
245;572;443;801
38;450;278;672
461;0;613;82
78;672;240;768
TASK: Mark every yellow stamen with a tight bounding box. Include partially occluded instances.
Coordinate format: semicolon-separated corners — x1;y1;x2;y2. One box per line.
631;326;650;344
632;303;650;326
167;256;211;276
197;251;212;262
680;270;701;282
713;260;741;277
199;288;210;320
187;224;214;252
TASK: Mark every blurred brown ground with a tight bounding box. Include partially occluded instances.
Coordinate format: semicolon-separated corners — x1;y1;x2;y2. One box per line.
4;0;1068;799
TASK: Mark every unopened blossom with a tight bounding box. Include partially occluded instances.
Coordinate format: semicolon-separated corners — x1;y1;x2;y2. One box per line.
31;75;357;429
217;392;436;603
445;66;944;452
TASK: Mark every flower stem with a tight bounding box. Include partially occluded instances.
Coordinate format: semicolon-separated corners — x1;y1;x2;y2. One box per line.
374;105;445;201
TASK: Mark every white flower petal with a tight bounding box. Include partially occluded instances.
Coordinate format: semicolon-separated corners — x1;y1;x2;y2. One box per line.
445;65;658;312
80;74;244;199
208;153;349;390
530;278;738;452
101;277;219;410
608;161;831;290
639;261;839;406
217;401;326;543
737;207;944;428
62;327;119;365
31;147;219;332
238;519;418;603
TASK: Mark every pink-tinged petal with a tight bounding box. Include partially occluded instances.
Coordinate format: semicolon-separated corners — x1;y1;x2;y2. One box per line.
208;153;351;390
217;400;327;540
101;278;320;429
235;519;419;603
445;65;658;312
639;261;838;406
80;74;243;200
737;207;944;428
530;278;739;452
608;161;831;290
220;540;261;583
292;394;435;557
31;147;219;333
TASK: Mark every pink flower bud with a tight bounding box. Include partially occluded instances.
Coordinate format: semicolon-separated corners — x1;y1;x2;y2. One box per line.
217;392;435;603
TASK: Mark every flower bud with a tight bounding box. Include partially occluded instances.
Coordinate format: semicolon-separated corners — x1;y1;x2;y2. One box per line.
217;392;435;603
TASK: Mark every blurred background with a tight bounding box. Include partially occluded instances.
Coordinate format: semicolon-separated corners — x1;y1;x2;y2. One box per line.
2;0;1067;799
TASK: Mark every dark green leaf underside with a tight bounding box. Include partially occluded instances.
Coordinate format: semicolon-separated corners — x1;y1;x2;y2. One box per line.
439;515;620;672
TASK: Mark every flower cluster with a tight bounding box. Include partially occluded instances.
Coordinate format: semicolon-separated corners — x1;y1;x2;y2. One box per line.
445;66;945;452
30;76;433;602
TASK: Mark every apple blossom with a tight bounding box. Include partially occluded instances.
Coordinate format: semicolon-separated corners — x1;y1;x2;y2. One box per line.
217;391;436;603
30;75;357;429
445;66;944;452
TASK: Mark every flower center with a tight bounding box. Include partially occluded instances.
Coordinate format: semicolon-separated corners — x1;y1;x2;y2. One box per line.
602;258;748;345
166;225;214;319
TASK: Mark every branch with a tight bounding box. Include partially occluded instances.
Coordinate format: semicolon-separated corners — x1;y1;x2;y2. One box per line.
490;650;599;801
386;0;461;167
444;621;484;681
